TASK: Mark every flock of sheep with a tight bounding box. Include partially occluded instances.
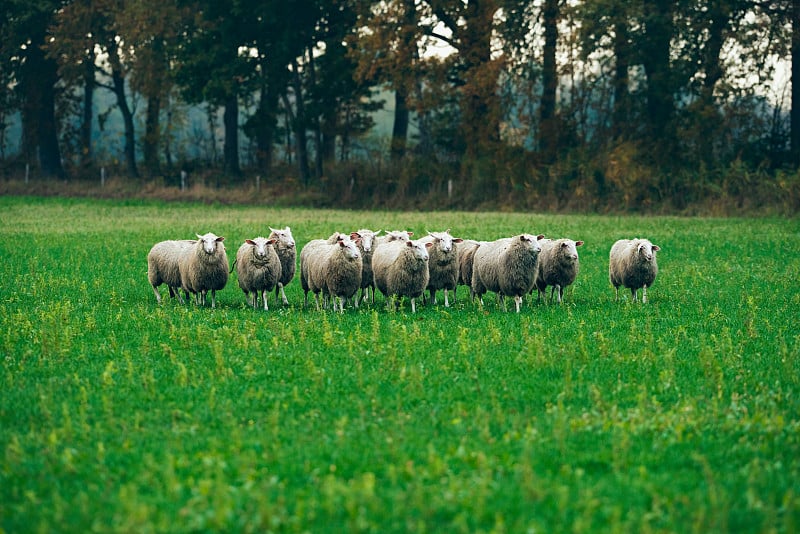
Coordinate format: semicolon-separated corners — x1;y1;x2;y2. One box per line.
147;226;660;312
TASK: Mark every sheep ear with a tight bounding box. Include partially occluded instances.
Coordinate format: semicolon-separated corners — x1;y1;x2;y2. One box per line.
267;239;277;245
425;242;433;248
216;236;225;242
269;227;277;233
350;232;360;240
652;245;660;251
407;231;414;237
453;238;463;243
339;240;346;247
561;242;569;248
196;234;203;239
246;239;256;245
575;240;584;247
406;241;413;247
537;234;545;240
375;230;382;235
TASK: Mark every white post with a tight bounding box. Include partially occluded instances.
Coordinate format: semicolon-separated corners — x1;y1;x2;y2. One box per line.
447;179;453;199
101;167;106;187
181;170;187;191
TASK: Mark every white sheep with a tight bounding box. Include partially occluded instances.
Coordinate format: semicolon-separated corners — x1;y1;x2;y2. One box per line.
471;234;544;313
235;237;281;310
609;238;660;303
375;229;413;245
535;238;584;304
372;239;432;313
455;239;481;302
350;229;381;305
418;229;463;307
269;226;296;306
321;237;363;313
179;232;229;308
147;239;196;304
299;238;331;309
300;237;363;312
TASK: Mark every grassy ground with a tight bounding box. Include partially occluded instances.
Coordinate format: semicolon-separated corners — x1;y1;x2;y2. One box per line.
1;196;799;532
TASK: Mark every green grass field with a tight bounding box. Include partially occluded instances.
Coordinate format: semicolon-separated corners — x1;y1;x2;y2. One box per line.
1;196;799;532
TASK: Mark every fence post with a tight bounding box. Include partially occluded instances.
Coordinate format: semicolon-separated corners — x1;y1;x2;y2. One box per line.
181;170;187;192
101;167;106;187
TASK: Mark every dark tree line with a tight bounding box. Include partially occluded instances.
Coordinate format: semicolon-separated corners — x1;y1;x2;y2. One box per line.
1;0;798;205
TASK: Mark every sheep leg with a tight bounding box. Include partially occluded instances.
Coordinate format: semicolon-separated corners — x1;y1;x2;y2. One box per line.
174;287;185;304
152;285;162;304
500;295;507;312
556;285;563;304
278;284;289;306
631;288;638;302
444;289;450;307
411;297;417;313
514;295;522;313
642;285;648;304
263;290;269;310
211;290;217;308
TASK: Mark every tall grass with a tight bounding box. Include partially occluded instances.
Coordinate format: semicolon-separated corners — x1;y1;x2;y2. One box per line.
1;196;799;532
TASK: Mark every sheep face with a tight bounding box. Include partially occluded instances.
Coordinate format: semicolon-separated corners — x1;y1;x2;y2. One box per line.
428;230;463;255
352;229;380;252
270;226;296;250
339;239;361;260
197;233;224;255
246;237;277;259
520;234;543;254
637;241;660;262
408;240;432;262
562;240;584;262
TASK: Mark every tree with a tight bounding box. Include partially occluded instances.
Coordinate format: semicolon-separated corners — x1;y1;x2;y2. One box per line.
1;0;65;178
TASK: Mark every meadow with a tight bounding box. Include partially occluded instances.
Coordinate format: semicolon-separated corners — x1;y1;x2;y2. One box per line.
1;196;799;532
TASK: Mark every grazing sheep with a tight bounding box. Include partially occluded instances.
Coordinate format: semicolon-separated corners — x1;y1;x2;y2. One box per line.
300;238;331;309
455;239;481;302
147;239;196;304
609;238;660;303
372;239;432;313
471;234;544;313
418;230;463;307
235;237;281;310
179;232;229;308
269;226;296;306
535;238;584;304
350;229;381;305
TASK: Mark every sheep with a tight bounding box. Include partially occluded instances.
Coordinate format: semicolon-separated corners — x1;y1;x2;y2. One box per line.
471;234;544;313
372;239;432;313
321;237;363;313
147;239;196;304
179;232;229;308
535;238;584;304
418;229;463;307
268;226;296;306
455;239;481;302
234;237;281;310
300;238;331;309
375;230;413;245
609;238;660;303
349;229;381;305
300;237;363;312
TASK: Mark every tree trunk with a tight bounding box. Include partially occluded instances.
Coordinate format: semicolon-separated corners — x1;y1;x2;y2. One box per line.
641;0;674;147
792;0;800;167
144;95;161;176
612;15;630;141
81;52;95;168
288;58;311;185
459;0;501;158
108;43;139;178
391;87;409;160
223;94;241;177
253;84;278;173
539;0;559;162
20;44;65;178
